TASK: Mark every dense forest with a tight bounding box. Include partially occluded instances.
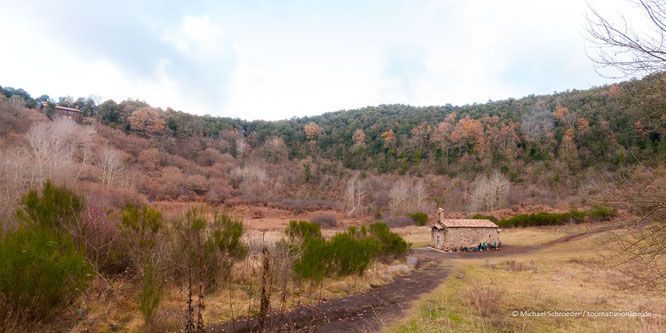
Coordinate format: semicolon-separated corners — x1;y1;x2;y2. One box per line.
1;73;664;218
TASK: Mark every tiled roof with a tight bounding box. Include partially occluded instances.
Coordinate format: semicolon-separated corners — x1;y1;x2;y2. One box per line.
40;102;80;112
433;219;499;228
54;105;81;112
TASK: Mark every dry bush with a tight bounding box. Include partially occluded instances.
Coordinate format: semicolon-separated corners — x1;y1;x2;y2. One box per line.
310;213;337;228
205;178;233;203
482;260;497;269
157;167;191;199
143;303;184;332
501;260;538;273
459;286;504;319
241;182;270;202
95;124;150;157
218;153;236;165
0;147;38;225
207;162;230;179
78;205;125;274
197;147;224;166
138;148;162;170
186;174;209;194
0;95;47;140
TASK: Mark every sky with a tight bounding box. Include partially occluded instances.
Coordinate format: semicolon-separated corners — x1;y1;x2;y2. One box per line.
0;0;638;120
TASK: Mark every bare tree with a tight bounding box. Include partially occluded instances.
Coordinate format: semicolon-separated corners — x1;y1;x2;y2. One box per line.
230;160;267;185
413;180;427;212
236;136;248;158
389;178;429;215
586;0;666;77
587;0;666;286
389;180;410;215
597;166;666;285
98;145;124;187
469;171;510;212
345;174;365;216
26;118;94;185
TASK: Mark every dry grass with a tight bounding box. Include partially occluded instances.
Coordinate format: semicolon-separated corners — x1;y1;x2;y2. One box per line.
499;227;568;246
387;226;665;333
392;226;432;248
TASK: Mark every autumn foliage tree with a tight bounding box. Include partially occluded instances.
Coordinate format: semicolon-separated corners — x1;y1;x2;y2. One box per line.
381;129;397;149
450;116;486;160
128;107;165;137
304;122;322;144
352;129;366;150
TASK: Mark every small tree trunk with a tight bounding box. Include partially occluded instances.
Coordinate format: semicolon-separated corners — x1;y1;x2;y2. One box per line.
258;247;271;332
227;277;237;333
185;262;194;333
196;247;206;332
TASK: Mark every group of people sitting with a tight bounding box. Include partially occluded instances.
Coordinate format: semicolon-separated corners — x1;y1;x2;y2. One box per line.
444;241;501;252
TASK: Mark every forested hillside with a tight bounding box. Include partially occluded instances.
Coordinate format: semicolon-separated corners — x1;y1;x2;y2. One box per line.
1;73;664;219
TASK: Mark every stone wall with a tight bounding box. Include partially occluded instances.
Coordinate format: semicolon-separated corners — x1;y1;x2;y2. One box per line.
432;227;500;249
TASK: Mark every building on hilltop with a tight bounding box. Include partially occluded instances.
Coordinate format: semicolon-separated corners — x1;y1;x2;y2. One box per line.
431;208;500;249
40;101;82;122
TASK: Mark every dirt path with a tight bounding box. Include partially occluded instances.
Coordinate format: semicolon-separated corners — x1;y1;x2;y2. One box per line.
209;227;610;333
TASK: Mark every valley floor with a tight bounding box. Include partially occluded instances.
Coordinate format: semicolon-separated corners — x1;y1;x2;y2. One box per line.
66;212;664;333
387;223;665;333
207;222;664;333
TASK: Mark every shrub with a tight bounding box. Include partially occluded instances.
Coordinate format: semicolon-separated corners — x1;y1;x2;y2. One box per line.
328;228;380;276
1;182;92;323
310;213;337;228
286;220;323;241
497;210;586;228
369;222;409;263
287;221;330;281
407;212;428;226
212;211;249;273
16;180;85;230
287;221;410;280
140;260;162;320
120;204;164;250
293;236;331;281
0;226;92;321
173;208;249;290
587;206;617;221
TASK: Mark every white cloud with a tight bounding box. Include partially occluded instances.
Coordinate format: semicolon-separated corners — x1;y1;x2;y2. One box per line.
0;0;628;120
164;15;235;61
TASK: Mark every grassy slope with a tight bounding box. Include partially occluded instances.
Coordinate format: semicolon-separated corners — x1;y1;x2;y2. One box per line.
386;226;665;333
